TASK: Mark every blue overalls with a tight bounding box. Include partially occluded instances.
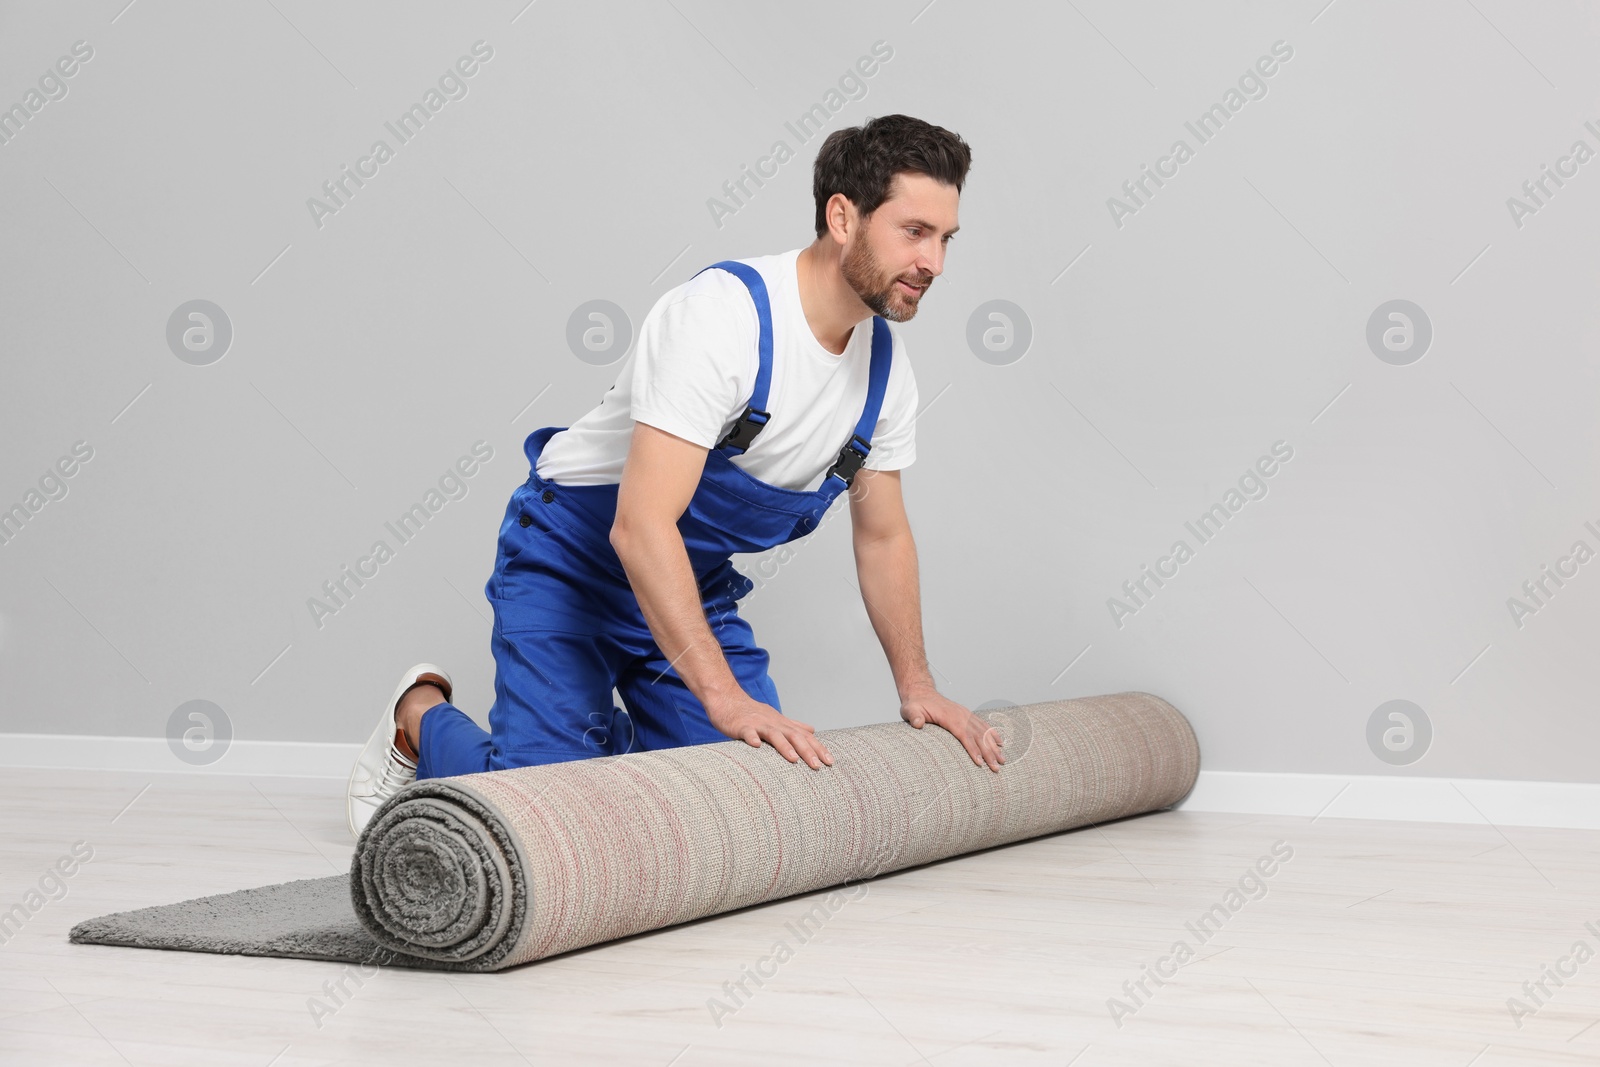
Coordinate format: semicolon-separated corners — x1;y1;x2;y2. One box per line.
415;261;894;779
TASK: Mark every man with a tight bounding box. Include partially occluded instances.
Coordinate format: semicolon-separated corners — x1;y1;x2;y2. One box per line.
347;114;1002;839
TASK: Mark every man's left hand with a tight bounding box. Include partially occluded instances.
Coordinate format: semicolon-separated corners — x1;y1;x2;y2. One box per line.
900;687;1004;772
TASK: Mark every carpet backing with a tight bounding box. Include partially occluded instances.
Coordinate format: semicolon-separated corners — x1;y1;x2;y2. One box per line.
70;691;1199;972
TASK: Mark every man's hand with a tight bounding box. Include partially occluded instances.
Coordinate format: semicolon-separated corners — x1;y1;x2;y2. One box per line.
706;692;834;770
900;686;1004;772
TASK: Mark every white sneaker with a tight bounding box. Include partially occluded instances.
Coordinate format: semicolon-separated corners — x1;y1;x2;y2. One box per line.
347;663;453;840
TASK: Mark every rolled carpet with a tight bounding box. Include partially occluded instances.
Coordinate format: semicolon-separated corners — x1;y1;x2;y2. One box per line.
69;692;1198;971
349;691;1198;971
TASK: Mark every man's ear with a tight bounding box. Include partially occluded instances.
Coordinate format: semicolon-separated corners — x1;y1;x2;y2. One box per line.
825;192;859;244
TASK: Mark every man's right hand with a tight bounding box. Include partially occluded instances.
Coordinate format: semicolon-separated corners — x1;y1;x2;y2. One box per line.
705;692;833;770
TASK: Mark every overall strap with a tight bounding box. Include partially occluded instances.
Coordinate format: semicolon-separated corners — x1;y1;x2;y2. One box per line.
825;315;893;488
693;260;774;454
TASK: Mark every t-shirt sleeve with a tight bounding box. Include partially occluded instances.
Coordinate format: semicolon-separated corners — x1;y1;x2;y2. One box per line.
629;282;757;448
862;332;918;472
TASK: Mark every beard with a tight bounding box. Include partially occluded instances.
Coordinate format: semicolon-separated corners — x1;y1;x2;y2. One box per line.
840;237;931;322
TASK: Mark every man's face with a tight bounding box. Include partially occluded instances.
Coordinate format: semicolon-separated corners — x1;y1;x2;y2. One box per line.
839;172;960;322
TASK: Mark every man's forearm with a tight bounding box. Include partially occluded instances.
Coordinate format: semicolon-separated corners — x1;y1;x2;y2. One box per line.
852;530;937;698
611;521;742;709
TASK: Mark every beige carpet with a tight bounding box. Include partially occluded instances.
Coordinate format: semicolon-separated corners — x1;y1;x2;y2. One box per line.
73;692;1199;972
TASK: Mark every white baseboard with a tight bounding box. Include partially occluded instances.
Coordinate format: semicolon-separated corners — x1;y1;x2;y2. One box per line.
1178;770;1600;830
2;735;1596;830
0;733;362;779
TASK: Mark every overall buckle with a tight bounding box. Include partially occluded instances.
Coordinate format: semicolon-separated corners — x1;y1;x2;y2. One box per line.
717;405;770;452
826;434;872;487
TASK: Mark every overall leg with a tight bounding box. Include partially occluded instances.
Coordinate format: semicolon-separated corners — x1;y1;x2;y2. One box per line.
414;480;632;780
613;583;781;754
414;630;621;779
413;699;490;780
481;624;621;769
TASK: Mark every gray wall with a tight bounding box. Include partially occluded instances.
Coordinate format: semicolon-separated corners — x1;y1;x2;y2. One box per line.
2;1;1595;783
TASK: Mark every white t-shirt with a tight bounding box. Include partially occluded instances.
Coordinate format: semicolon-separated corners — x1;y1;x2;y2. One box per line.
535;247;918;493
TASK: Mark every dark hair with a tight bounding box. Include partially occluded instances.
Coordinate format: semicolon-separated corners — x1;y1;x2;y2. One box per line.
811;114;972;238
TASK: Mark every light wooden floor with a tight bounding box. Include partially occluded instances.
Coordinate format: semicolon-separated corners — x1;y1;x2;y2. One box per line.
1;767;1596;1066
